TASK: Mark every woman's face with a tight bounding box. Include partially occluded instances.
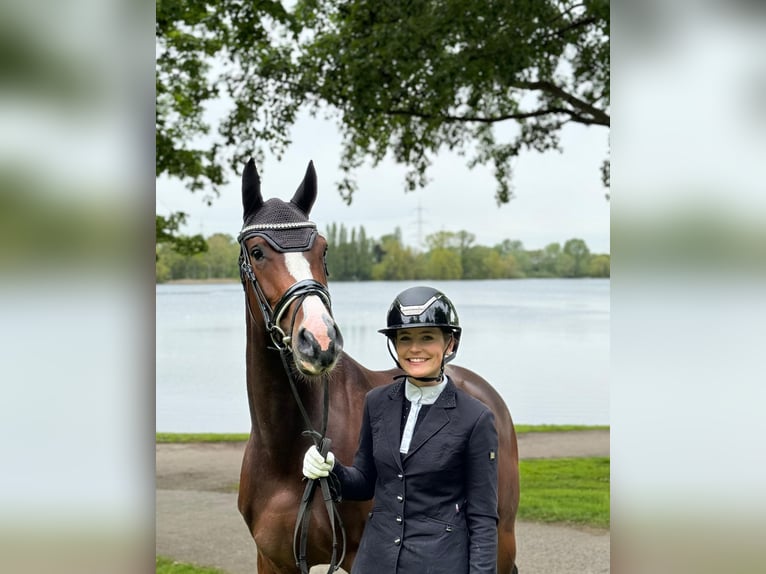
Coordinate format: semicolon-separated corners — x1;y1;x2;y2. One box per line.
394;327;453;383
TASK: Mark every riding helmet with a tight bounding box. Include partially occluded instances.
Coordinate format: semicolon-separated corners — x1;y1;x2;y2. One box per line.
379;286;461;362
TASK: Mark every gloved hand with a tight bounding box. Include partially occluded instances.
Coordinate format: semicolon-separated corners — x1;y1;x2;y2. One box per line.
302;445;335;479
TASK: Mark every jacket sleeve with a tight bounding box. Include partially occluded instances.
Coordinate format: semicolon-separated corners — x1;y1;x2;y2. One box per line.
331;394;377;500
466;408;499;574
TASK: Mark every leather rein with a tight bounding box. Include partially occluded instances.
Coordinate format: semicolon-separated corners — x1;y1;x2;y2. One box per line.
239;242;346;574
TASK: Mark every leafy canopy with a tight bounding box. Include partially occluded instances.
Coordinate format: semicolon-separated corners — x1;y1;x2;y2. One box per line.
290;0;609;203
156;0;609;216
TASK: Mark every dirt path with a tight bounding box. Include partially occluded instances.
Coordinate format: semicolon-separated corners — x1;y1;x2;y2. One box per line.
156;430;610;574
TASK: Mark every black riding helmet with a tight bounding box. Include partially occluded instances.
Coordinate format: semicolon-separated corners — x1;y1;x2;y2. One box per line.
379;286;462;380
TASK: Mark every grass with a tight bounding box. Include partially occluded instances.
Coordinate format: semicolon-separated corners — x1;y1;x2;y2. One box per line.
514;424;609;433
156;425;608;443
156;556;227;574
156;433;249;443
518;456;610;528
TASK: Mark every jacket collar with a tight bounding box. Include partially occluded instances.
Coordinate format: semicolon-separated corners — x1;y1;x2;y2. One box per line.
383;377;457;465
388;377;457;408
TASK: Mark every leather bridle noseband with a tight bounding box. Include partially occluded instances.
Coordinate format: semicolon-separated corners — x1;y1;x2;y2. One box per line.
238;227;346;574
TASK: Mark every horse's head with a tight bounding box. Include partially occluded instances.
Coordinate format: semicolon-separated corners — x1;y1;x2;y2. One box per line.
237;159;343;376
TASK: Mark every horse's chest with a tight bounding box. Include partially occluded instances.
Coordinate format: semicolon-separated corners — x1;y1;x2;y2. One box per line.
248;479;302;521
245;480;341;564
245;482;303;547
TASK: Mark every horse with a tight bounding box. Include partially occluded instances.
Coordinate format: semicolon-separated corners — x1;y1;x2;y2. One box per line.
236;158;520;574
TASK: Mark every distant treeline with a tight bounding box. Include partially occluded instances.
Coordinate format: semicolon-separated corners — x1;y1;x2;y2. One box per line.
155;224;609;283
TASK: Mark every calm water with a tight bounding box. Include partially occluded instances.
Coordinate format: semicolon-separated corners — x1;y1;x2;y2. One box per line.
156;279;609;432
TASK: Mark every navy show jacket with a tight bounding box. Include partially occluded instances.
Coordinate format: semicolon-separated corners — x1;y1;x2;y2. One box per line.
333;378;499;574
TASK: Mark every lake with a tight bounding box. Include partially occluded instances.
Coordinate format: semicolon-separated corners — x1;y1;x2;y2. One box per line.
156;279;609;432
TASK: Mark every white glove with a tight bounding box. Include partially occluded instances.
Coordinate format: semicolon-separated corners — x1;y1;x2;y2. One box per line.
302;445;335;479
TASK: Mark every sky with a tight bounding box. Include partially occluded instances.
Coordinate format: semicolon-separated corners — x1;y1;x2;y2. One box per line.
156;108;612;254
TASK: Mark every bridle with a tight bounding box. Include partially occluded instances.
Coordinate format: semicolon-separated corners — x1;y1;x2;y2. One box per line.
238;224;346;574
238;222;333;353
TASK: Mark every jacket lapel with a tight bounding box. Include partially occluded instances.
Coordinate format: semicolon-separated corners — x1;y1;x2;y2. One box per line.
402;380;457;461
384;381;406;469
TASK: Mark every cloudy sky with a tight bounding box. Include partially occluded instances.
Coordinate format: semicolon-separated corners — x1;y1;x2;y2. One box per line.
157;107;612;254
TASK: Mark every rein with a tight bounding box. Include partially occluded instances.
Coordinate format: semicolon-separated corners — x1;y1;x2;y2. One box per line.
239;244;346;574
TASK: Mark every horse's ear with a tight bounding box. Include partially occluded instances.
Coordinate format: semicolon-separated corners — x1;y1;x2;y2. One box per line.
290;160;317;216
242;158;263;219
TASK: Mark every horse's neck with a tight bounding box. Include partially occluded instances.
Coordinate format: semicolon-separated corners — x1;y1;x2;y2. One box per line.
246;327;323;452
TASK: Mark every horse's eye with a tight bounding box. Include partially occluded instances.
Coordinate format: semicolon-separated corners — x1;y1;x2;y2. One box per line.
250;247;265;261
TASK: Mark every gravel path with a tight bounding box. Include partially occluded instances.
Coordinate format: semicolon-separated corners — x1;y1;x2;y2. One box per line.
156;430;609;574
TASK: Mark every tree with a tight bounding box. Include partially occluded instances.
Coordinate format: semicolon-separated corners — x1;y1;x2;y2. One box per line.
204;233;241;277
155;212;208;257
325;223;374;280
372;228;417;280
554;252;575;277
291;0;610;204
463;245;513;279
155;241;194;281
495;239;529;274
156;0;295;250
542;242;563;276
156;0;610;220
155;232;241;281
588;253;610;277
424;248;463;279
563;238;591;277
156;0;294;196
355;226;374;280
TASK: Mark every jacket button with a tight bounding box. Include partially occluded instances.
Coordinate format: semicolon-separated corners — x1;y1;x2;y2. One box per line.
396;495;403;502
396;515;402;524
397;473;403;480
394;537;401;545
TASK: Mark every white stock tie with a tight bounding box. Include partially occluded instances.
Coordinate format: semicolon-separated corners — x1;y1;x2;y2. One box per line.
399;378;448;454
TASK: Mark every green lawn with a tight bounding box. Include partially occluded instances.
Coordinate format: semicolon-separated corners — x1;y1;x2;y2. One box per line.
156;433;249;443
156;556;227;574
518;456;610;528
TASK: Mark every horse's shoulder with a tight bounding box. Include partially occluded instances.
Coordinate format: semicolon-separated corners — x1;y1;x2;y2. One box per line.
447;363;494;393
337;353;398;390
447;364;512;421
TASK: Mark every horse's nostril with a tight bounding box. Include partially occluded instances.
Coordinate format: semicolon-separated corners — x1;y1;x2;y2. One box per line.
333;324;344;350
294;324;342;369
295;327;314;355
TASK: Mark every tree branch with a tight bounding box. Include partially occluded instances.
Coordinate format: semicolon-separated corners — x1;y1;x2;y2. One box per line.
551;15;599;38
376;101;606;127
384;106;575;124
511;80;610;126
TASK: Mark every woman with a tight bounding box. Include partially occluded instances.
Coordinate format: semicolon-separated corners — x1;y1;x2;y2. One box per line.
304;286;499;573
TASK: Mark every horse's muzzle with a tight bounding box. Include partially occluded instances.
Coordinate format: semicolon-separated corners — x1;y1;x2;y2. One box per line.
293;321;343;375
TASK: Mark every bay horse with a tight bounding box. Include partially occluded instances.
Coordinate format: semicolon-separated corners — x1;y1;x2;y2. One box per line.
236;158;519;574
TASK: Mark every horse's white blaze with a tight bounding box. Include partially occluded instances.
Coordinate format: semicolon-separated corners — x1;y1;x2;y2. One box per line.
284;252;333;352
284;251;313;282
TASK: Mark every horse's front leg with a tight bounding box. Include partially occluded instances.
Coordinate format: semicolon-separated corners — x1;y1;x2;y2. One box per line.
257;549;296;574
